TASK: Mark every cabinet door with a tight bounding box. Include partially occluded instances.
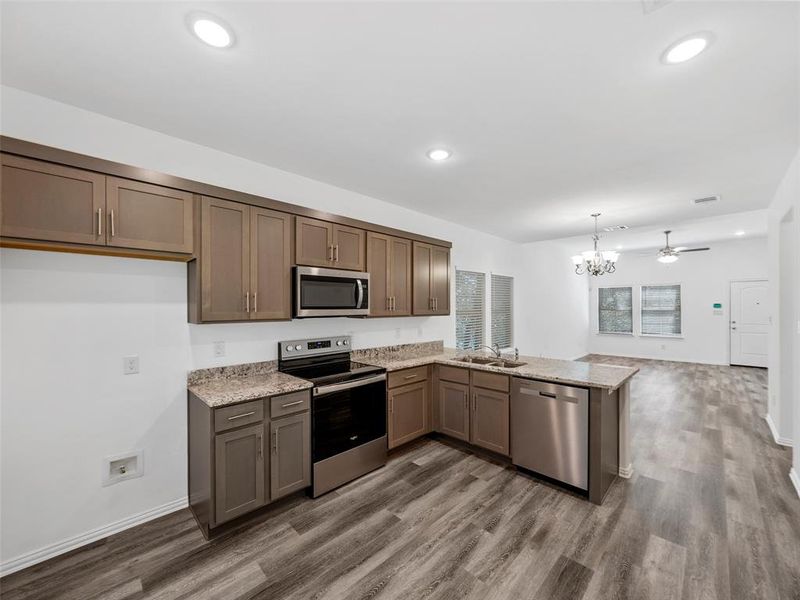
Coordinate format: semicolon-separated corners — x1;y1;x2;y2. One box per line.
1;154;105;245
250;208;292;320
413;242;433;315
390;237;412;316
295;216;333;267
105;177;193;253
389;381;429;449
438;380;470;441
332;224;365;271
270;412;311;500
200;197;250;321
367;232;391;316
214;424;266;525
471;388;510;456
431;245;450;314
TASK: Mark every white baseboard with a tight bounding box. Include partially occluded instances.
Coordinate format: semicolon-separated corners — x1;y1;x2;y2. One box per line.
790;468;800;500
0;496;188;578
765;414;793;447
618;464;634;479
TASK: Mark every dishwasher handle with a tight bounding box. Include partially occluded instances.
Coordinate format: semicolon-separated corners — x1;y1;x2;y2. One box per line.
518;386;581;404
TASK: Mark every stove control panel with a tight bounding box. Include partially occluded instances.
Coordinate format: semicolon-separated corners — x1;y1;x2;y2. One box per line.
279;336;351;360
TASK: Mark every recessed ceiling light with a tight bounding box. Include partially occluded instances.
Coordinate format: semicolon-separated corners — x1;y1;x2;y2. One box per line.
427;149;451;161
190;15;233;48
735;230;745;236
662;33;712;64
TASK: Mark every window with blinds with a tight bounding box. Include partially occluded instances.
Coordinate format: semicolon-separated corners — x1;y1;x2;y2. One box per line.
491;274;514;348
598;287;633;334
455;270;485;350
641;284;682;336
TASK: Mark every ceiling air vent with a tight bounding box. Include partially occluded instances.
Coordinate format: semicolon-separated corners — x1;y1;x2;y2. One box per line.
603;225;629;232
693;195;720;205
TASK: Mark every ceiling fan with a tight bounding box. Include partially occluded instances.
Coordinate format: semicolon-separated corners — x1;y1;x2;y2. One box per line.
656;230;709;263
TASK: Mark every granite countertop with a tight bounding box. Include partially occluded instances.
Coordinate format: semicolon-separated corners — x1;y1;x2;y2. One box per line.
355;347;638;391
188;361;312;408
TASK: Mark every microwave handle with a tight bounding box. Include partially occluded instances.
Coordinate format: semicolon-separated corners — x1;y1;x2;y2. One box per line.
356;279;364;309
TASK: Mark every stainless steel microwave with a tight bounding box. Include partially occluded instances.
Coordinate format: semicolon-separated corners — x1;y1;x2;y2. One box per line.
294;266;370;318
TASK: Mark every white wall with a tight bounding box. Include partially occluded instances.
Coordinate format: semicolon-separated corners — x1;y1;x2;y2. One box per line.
766;149;800;485
587;237;768;365
0;86;586;571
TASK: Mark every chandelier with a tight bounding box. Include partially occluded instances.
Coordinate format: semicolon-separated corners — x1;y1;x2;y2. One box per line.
571;213;619;276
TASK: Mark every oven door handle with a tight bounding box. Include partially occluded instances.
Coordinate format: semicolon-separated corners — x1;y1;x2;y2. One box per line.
356;279;364;309
314;373;386;396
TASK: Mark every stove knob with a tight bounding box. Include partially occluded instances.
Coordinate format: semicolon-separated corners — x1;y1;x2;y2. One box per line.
336;340;343;346
285;345;293;352
343;340;349;345
295;344;302;351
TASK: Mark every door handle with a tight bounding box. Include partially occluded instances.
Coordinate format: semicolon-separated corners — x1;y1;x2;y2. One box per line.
356;279;364;309
245;292;250;313
328;245;334;261
473;393;477;412
253;292;257;313
110;209;116;237
272;430;278;454
334;244;339;262
97;208;103;236
227;411;256;421
258;434;263;460
281;400;304;408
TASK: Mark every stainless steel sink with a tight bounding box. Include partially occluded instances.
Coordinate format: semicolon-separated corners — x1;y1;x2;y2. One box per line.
452;356;527;368
453;356;498;365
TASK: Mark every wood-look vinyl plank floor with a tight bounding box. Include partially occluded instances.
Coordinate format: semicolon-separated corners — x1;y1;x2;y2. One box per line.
1;357;797;600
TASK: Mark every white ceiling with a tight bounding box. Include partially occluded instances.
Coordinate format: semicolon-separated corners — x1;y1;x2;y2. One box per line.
1;1;797;243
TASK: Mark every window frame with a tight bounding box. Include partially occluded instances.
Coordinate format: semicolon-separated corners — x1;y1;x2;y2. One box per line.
639;283;683;338
490;273;514;349
596;285;634;336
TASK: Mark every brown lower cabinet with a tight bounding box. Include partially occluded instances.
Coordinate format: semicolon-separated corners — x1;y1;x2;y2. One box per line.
189;390;311;538
434;366;510;456
387;367;431;449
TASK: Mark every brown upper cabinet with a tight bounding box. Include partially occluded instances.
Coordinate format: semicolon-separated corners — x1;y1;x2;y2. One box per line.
367;232;412;317
295;216;365;271
190;197;292;323
106;177;193;253
1;154;193;255
413;242;450;315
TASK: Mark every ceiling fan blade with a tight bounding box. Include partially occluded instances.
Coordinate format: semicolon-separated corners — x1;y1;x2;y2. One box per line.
676;247;710;253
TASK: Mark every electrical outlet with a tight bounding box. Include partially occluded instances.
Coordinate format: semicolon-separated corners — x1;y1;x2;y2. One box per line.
102;450;143;486
123;355;139;375
660;344;666;350
213;341;226;357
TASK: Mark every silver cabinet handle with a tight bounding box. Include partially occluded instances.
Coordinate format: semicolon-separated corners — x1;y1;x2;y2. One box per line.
227;411;256;421
403;374;417;380
97;208;103;236
328;245;334;261
252;292;257;313
389;396;393;413
273;430;279;454
245;292;250;313
334;244;339;262
281;400;304;408
258;434;263;460
110;209;116;237
473;393;477;412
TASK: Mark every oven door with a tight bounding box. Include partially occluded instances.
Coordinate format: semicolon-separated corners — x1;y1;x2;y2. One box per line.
295;267;370;317
312;375;387;463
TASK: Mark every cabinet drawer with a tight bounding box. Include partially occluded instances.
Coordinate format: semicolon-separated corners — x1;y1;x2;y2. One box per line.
437;365;470;384
270;391;311;419
471;370;510;393
388;366;428;389
214;400;264;433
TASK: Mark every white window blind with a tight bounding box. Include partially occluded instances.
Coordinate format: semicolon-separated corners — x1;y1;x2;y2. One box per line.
641;284;682;336
491;274;514;348
456;270;485;350
598;287;633;334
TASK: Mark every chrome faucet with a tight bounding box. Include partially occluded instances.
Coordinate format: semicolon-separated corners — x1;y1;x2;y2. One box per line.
479;344;503;358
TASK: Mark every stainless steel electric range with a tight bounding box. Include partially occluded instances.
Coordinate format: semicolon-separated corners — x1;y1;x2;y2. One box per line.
278;336;387;497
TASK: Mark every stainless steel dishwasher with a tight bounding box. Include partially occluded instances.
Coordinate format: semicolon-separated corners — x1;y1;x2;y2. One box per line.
511;378;589;490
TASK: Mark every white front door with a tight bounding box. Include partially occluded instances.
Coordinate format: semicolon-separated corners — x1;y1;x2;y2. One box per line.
730;280;769;367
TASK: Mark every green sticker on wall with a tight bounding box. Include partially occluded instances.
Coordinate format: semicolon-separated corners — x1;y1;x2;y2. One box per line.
713;303;722;309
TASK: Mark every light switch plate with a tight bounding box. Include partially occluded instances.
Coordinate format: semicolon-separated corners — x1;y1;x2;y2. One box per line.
213;341;226;357
123;355;139;375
